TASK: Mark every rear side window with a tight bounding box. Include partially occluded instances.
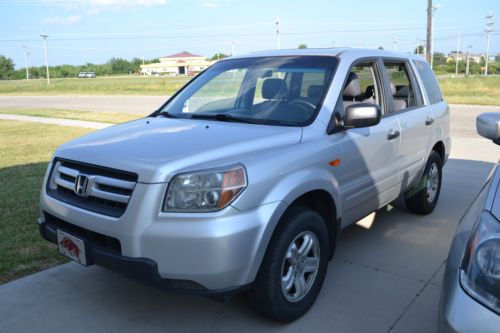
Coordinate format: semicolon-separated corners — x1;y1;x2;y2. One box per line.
383;61;423;112
413;60;443;104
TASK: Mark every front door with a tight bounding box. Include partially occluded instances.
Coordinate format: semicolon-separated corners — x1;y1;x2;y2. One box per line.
333;60;402;226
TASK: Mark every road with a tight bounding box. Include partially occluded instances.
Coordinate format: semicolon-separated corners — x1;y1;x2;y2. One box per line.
0;98;499;332
0;95;498;137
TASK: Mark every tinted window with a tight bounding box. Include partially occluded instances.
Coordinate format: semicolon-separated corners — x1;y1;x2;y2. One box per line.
413;60;443;104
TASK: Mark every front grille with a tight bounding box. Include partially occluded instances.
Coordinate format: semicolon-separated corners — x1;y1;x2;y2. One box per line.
45;212;122;254
46;159;138;217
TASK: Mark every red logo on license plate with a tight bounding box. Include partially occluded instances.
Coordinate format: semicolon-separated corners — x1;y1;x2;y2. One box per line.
59;236;80;258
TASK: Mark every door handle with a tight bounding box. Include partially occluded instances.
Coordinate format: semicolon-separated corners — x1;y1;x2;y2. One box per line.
387;129;400;140
425;117;435;126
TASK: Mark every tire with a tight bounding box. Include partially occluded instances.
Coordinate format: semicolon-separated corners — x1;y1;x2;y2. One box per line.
405;151;443;215
247;206;330;322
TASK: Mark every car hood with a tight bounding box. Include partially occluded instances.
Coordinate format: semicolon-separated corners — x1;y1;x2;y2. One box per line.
55;117;302;183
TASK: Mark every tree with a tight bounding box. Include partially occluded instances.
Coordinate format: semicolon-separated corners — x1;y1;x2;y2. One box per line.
0;55;15;80
413;45;424;54
210;53;229;61
432;52;447;66
495;53;500;62
298;44;307;49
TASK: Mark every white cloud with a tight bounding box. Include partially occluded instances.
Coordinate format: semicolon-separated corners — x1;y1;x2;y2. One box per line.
41;15;83;25
201;1;220;8
87;0;167;6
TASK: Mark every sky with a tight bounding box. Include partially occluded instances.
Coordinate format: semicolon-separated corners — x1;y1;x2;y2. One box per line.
0;0;498;69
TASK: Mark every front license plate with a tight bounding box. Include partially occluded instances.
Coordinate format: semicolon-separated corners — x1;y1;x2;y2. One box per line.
56;229;87;266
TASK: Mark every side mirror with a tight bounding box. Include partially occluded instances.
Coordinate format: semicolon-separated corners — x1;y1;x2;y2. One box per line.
344;103;381;128
477;112;500;144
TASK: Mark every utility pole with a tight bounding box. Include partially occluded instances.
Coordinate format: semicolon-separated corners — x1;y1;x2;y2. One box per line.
485;10;494;76
466;44;471;76
430;4;441;70
455;34;460;76
276;17;281;50
40;33;50;85
230;41;235;56
426;0;432;63
22;45;29;80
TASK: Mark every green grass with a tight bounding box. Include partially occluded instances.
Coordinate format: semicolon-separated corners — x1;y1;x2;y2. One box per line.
0;108;142;124
0;121;93;284
1;75;500;105
438;76;500;106
0;76;190;96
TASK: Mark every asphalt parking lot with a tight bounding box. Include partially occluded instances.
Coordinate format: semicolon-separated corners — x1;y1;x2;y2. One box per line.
0;99;499;332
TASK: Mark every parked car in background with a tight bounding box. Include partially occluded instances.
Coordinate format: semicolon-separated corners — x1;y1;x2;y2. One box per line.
38;48;450;322
438;112;500;333
78;72;96;78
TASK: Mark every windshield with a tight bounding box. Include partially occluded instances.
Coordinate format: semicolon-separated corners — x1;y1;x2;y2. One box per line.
159;56;338;126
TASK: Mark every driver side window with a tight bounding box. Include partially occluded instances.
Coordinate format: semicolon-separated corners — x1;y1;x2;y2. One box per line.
343;62;381;112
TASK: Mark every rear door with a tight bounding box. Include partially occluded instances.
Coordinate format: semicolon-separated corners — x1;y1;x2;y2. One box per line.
380;59;431;190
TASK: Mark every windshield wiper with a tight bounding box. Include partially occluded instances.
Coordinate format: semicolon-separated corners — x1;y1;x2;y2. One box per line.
149;110;180;118
190;113;258;124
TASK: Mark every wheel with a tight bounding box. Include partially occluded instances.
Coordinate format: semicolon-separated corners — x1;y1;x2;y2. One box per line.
405;151;443;215
247;206;330;322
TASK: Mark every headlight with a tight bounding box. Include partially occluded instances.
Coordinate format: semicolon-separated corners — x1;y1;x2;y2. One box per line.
460;211;500;314
163;165;247;212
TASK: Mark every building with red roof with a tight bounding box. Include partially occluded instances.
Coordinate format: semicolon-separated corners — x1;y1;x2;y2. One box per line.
140;51;214;76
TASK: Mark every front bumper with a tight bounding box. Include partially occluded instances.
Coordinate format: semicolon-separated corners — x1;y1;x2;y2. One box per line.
40;181;286;291
39;219;219;294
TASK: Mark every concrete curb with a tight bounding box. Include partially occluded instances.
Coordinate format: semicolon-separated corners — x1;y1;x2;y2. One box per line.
0;114;111;129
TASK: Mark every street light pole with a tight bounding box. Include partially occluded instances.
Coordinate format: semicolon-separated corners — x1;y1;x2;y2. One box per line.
276;17;281;50
466;45;471;76
485;10;494;76
455;34;460;76
40;33;50;85
22;45;29;80
430;4;441;70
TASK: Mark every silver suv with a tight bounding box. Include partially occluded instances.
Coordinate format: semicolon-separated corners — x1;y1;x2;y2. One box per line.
38;48;450;322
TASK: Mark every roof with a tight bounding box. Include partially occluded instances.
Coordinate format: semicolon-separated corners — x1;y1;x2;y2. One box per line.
225;47;425;62
163;51;204;58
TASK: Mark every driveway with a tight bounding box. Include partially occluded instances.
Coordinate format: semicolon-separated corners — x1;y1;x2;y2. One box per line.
0;100;498;332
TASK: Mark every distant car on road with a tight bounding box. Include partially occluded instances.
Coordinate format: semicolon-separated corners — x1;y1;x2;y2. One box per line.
78;72;96;78
38;48;450;322
439;112;500;333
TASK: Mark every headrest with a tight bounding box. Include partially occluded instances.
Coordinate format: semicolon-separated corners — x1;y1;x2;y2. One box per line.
390;82;396;95
394;85;410;98
307;85;323;99
262;78;288;100
343;72;361;97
